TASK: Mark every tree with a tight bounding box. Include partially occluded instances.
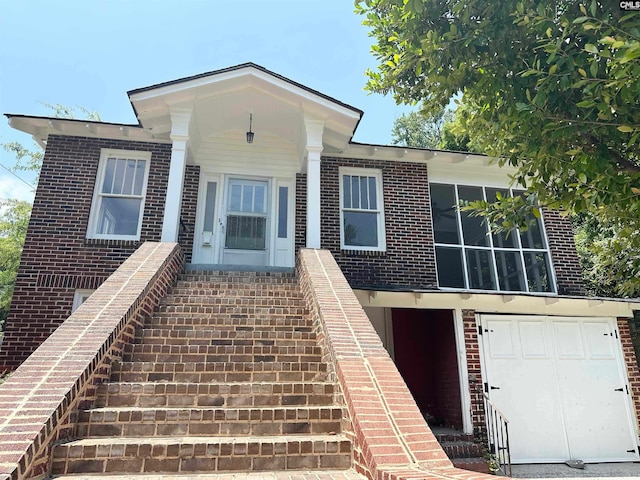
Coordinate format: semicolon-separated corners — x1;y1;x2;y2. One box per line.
0;200;31;328
391;107;478;151
357;0;640;296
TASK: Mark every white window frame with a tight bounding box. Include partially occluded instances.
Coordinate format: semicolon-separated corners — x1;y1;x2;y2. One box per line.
72;289;95;313
87;149;151;241
429;182;557;294
339;167;386;252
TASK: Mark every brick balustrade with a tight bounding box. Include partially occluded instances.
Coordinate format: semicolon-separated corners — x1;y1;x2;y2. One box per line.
0;242;184;480
297;249;496;480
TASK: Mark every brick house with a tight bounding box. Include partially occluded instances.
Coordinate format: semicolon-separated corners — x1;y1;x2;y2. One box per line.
2;63;639;465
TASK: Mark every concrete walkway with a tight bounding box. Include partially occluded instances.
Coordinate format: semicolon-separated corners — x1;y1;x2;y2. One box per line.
512;462;640;479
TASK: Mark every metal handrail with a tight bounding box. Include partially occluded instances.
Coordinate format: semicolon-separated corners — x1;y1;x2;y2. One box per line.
482;392;512;476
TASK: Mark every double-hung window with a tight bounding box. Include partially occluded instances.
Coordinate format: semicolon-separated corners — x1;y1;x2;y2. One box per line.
87;149;151;240
429;183;554;293
339;167;386;251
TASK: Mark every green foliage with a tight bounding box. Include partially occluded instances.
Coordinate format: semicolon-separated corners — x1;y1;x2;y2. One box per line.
0;200;31;329
358;0;640;296
391;107;479;151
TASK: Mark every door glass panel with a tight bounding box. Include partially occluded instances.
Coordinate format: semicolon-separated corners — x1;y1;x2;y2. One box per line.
230;184;242;211
203;182;217;232
278;186;288;239
466;248;497;290
225;216;266;250
435;246;465;288
242;185;254;212
495;250;526;291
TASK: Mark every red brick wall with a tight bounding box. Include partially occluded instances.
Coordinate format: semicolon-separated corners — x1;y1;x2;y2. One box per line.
542;208;585;295
463;309;486;436
619;317;640;433
298;156;438;289
0;136;198;370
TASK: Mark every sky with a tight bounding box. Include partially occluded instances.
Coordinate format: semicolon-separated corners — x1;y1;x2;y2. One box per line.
0;0;415;204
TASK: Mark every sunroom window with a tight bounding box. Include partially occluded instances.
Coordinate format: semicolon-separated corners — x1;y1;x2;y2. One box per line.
87;149;151;240
340;167;386;251
429;183;554;293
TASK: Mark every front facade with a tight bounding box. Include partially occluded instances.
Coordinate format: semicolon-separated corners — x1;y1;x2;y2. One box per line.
2;63;639;464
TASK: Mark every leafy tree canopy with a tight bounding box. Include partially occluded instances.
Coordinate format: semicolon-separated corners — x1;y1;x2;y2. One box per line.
357;0;640;295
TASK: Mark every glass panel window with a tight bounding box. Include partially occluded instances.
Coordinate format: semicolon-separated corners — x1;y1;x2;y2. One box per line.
524;251;552;292
495;251;526;291
340;168;386;251
435;246;465;288
430;184;460;244
430;183;554;293
458;186;489;246
465;249;497;290
88;149;151;240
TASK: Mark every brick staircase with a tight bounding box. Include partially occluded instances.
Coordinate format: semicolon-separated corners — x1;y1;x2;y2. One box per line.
50;270;362;478
434;430;491;474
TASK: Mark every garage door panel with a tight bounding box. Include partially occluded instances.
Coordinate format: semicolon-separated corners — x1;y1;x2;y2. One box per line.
486;319;517;358
553;321;585;359
584;322;616;359
519;320;548;358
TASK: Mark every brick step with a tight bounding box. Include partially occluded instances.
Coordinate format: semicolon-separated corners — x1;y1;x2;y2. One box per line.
438;440;484;459
169;286;304;298
451;458;491;474
135;329;317;345
434;432;475;443
134;334;316;348
51;435;352;475
137;328;314;345
155;305;308;317
110;363;328;383
77;406;343;437
159;295;307;307
146;315;313;328
51;470;366;479
125;343;322;355
177;272;296;283
122;352;323;364
94;382;337;408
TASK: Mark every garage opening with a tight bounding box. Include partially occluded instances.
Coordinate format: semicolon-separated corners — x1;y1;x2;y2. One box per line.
391;308;463;430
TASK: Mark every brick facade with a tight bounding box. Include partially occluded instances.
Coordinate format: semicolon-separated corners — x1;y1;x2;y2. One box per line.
0;136;199;370
462;309;486;437
619;317;640;433
297;156;438;290
542;208;585;295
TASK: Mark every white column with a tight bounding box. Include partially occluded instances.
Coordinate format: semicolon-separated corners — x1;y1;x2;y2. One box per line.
161;109;192;242
304;118;324;249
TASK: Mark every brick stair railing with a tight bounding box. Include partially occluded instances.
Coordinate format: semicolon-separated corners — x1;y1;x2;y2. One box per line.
50;270;362;478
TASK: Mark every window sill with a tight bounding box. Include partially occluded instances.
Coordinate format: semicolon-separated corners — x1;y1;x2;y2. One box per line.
84;238;142;248
340;248;387;257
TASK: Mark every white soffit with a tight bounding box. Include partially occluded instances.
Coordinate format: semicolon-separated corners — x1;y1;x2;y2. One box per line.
354;289;639;318
128;64;362;150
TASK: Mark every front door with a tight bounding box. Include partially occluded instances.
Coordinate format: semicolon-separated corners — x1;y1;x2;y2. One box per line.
221;178;269;266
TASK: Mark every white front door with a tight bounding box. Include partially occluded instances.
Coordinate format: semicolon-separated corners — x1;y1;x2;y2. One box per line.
221;178;269;266
480;315;639;463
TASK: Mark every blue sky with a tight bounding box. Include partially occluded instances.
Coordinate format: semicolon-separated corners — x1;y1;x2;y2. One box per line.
0;0;415;203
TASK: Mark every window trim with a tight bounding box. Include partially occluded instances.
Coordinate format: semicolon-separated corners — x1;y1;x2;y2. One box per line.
72;289;95;313
86;149;152;241
430;182;557;294
339;167;386;252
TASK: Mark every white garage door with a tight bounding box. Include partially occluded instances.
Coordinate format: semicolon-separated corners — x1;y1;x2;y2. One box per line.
480;315;639;463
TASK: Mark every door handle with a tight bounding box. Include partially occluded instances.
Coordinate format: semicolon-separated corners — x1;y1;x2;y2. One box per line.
490;386;501;390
